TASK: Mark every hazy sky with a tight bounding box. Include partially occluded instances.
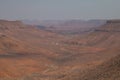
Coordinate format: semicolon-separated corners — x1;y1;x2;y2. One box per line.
0;0;120;20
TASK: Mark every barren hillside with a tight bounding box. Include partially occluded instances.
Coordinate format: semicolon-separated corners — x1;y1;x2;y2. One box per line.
0;20;119;80
61;20;120;80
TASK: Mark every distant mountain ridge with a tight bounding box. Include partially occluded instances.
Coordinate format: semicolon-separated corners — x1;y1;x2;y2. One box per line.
22;19;106;34
22;19;106;28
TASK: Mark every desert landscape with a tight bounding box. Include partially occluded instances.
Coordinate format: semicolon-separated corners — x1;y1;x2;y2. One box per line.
0;0;120;80
0;19;119;80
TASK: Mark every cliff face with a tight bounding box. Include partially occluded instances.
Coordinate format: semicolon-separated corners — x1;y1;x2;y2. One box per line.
95;20;120;31
0;20;28;53
0;20;26;30
75;20;120;48
106;19;120;23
